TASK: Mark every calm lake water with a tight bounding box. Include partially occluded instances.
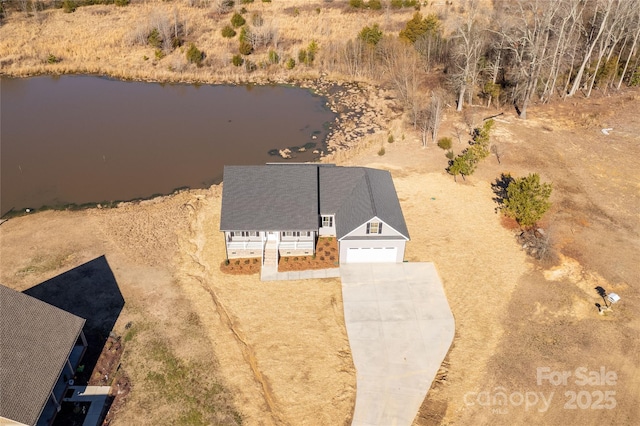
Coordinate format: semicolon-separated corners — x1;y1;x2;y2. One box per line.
1;75;335;216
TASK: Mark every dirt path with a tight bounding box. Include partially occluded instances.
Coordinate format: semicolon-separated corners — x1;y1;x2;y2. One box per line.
175;191;283;425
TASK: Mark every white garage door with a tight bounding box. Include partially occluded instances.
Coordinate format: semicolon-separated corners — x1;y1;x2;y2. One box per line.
346;247;397;263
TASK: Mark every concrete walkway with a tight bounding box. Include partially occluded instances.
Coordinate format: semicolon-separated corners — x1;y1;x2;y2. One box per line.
63;385;111;426
260;266;340;281
340;263;455;426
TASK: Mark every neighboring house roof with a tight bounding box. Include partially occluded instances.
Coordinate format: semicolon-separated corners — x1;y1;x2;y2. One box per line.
0;285;85;426
221;164;409;240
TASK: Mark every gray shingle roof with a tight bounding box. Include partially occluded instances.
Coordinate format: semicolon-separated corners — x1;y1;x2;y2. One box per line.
220;164;409;239
322;167;410;239
220;165;319;231
362;168;410;239
0;285;85;426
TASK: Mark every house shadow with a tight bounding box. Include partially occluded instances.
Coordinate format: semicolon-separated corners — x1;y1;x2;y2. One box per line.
23;255;124;383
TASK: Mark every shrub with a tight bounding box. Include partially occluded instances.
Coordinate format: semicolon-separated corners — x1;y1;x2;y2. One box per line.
306;40;318;65
251;12;263;26
447;153;474;181
483;81;500;104
368;0;382;9
154;49;165;60
186;43;204;66
268;49;279;64
47;54;60;64
232;54;244;66
239;41;253;55
503;173;552;228
62;0;76;13
147;28;162;49
231;12;246;28
115;0;129;6
245;60;257;72
286;58;296;69
387;134;394;143
390;0;403;8
298;49;307;64
445;150;455;160
400;12;441;43
240;0;254;3
221;25;236;38
298;41;318;66
437;137;452;150
378;146;386;156
172;36;183;49
239;26;249;43
630;69;640;86
349;0;364;8
358;24;383;46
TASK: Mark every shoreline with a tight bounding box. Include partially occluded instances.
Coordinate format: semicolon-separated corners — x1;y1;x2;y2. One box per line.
1;71;396;219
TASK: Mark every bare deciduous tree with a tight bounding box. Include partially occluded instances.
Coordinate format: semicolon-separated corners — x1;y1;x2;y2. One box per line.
618;4;640;89
568;0;615;97
377;37;421;124
450;0;486;111
341;39;365;78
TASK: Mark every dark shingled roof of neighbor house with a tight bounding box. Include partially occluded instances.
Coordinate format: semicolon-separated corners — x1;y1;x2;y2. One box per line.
220;165;319;231
221;164;409;240
0;285;85;426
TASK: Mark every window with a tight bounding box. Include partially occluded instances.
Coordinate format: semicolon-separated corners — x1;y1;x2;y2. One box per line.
366;222;382;234
322;216;333;227
231;231;258;237
282;231;311;237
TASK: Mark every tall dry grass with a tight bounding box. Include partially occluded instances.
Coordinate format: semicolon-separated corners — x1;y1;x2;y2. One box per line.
0;0;442;83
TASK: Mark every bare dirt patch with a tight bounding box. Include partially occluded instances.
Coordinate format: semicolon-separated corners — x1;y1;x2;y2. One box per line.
410;90;640;425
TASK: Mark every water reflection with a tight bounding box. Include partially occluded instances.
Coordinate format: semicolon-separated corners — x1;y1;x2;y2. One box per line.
1;76;335;215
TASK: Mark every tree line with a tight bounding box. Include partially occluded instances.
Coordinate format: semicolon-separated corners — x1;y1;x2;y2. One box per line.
3;0;638;121
319;0;640;125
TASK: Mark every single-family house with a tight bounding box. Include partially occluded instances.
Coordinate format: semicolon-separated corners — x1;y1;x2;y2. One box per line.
220;164;410;266
0;285;87;426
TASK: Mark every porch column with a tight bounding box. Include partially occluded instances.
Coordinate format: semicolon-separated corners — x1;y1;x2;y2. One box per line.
50;391;61;412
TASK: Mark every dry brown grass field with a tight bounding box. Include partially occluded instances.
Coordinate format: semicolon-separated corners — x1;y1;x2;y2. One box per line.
1;1;639;425
2;90;639;425
0;0;432;82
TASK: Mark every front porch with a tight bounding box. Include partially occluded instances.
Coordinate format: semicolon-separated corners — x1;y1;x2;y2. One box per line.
226;241;263;259
38;332;88;426
225;230;316;261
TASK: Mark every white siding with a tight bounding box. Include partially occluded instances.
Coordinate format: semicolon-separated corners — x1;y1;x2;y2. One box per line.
319;215;336;236
340;216;407;239
339;239;406;263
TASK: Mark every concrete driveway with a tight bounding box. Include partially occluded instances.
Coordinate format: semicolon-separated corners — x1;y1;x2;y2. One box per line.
340;263;455;426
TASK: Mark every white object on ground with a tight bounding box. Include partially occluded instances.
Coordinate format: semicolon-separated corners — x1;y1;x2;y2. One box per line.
608;293;621;304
